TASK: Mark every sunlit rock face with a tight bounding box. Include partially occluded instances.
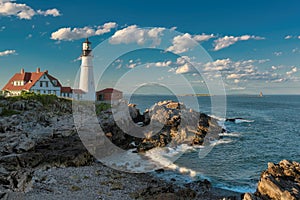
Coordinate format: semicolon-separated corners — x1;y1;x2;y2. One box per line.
243;160;300;200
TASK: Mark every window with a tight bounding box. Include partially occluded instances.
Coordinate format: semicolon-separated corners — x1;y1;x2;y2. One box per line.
48;90;51;94
53;90;56;95
45;81;48;87
40;81;43;87
44;90;46;94
52;80;57;86
44;75;46;79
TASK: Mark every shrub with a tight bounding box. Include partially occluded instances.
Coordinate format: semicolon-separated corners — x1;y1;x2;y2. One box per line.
96;103;111;114
0;108;20;116
7;91;59;106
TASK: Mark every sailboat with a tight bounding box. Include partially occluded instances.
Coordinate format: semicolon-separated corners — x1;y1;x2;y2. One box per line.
259;91;263;97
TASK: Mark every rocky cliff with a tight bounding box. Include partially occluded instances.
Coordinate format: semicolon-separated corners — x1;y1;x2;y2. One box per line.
243;160;300;200
0;96;222;194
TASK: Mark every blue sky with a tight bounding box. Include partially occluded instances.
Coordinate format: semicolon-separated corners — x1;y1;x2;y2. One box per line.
0;0;300;94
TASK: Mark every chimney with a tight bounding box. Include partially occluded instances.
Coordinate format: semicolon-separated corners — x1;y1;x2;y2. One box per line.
36;67;40;73
45;70;48;74
21;68;24;74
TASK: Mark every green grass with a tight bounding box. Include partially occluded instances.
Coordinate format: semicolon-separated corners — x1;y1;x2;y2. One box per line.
95;103;111;114
0;108;20;116
6;91;60;106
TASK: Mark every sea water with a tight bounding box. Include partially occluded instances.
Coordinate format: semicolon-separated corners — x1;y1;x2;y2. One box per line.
126;94;300;193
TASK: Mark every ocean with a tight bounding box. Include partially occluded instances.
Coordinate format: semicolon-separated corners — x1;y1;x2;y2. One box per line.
126;94;300;193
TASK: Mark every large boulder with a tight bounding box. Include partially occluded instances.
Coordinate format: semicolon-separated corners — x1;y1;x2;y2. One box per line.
98;100;222;152
243;160;300;200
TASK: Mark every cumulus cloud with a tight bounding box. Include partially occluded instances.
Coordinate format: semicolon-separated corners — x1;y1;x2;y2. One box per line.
0;49;16;56
51;22;117;41
167;33;215;54
175;56;196;74
37;8;61;17
176;63;196;74
0;0;61;19
213;35;265;51
109;25;165;46
203;58;284;83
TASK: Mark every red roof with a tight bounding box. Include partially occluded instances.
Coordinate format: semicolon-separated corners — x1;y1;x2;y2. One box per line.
96;88;122;94
2;69;62;91
61;86;72;93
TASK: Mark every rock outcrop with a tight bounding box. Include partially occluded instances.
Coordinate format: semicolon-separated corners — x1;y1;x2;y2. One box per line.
0;97;93;193
243;160;300;200
0;96;223;195
98;100;223;152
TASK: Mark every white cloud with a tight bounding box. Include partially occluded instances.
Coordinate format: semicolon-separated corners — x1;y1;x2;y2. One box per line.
286;67;297;76
0;49;16;56
284;35;300;40
213;35;265;51
285;35;292;39
230;87;246;90
26;34;32;39
167;33;197;54
203;58;287;83
193;33;215;42
274;51;282;56
37;8;61;17
174;56;196;74
109;25;165;46
167;33;214;54
51;22;117;41
154;61;172;67
125;59;142;69
0;0;61;19
176;63;195;74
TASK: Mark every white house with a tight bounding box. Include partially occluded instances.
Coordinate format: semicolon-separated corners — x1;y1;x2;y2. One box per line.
2;68;72;97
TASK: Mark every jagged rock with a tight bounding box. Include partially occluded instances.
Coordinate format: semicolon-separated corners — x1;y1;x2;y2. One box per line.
98;100;221;152
11;101;26;111
243;193;262;200
14;137;36;152
8;170;33;192
244;160;300;200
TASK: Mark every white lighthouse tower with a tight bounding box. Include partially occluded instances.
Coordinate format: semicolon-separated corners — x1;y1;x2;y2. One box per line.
79;38;95;101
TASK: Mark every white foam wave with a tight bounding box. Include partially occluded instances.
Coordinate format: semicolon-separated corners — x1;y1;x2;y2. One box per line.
219;132;241;137
234;119;254;123
210;138;233;146
209;114;226;129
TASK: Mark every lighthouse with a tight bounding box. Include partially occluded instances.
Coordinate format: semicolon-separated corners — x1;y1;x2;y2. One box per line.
79;38;95;101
